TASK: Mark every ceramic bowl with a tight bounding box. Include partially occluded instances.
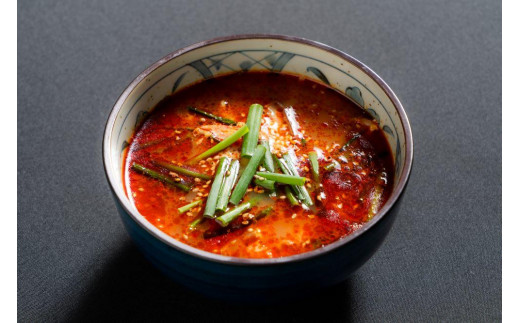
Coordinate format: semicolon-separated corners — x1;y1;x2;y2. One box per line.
103;34;413;301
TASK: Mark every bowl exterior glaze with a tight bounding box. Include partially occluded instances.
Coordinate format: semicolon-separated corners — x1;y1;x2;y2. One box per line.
113;193;403;301
103;34;413;301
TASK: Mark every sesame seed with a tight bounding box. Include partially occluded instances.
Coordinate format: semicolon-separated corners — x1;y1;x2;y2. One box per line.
187;212;193;217
176;136;181;140
183;234;189;240
280;195;286;200
305;183;311;188
247;228;254;232
292;213;297;219
308;214;315;219
174;130;181;134
138;187;144;191
174;178;181;182
242;220;249;225
194;178;201;183
200;118;206;122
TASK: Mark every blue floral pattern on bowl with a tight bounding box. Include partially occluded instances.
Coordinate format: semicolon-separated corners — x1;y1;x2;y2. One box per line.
113;49;404;184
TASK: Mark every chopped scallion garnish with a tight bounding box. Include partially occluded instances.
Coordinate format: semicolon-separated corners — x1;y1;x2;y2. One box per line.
178;199;203;214
215;201;252;227
241;104;263;157
254;177;276;191
255;172;306;185
308;151;319;182
188;106;237;125
132;163;191;192
230;145;266;205
153;160;212;180
216;159;240;212
260;140;276;172
189;125;249;164
203;157;231;218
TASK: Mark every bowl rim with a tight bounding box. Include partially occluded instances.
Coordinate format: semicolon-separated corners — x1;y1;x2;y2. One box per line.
103;33;414;266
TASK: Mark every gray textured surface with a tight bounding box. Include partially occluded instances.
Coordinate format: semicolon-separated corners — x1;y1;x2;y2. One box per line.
18;0;501;321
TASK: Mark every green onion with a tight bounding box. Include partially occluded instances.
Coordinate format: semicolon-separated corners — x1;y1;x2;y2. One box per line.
132;163;191;192
255;207;273;221
188;106;237;125
203;206;273;238
254;177;276;191
215;201;252;227
255;172;306;185
284;186;300;206
189;125;249;164
260;140;276;172
282;152;313;206
285;149;299;167
230;145;266;205
203;157;231;218
216;159;239;211
308;151;319;182
275;157;301;198
153;160;212;180
189;217;205;228
178;199;203;214
341;133;360;151
241;104;263;157
324;159;340;171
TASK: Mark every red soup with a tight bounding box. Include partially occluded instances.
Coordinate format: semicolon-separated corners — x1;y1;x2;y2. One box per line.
124;72;394;258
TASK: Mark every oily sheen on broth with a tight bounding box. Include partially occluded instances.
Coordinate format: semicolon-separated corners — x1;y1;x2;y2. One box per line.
124;72;394;258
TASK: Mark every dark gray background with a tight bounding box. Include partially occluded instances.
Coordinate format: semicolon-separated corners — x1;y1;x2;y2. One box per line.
18;0;501;321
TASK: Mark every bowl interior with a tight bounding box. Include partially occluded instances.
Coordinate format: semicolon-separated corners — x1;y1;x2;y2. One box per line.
104;35;411;261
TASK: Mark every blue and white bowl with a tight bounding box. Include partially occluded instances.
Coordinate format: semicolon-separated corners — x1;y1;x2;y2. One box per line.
103;34;413;301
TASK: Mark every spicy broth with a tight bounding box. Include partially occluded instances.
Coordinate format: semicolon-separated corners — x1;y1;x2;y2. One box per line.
124;72;393;258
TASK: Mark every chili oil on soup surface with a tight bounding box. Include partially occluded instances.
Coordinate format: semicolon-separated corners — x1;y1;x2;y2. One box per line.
124;72;394;258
